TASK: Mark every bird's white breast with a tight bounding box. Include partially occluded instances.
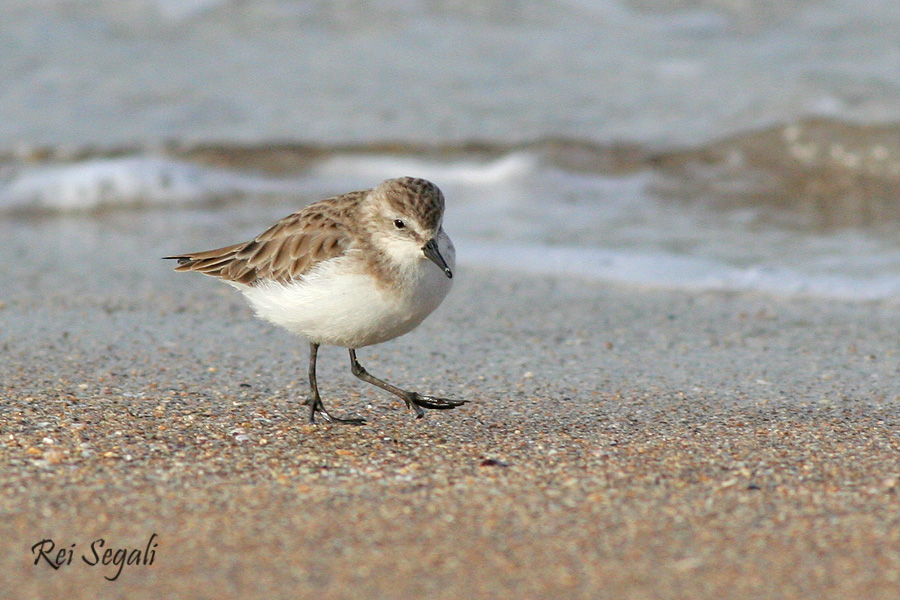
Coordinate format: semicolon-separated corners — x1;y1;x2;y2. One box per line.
238;234;454;348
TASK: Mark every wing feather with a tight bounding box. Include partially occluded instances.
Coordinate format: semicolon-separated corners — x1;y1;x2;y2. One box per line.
165;191;365;285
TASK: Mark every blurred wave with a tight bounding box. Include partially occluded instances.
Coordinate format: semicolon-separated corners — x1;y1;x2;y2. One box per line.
4;118;900;300
651;118;900;230
4;117;900;231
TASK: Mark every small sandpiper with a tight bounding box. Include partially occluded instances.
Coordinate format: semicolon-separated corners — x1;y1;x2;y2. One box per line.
166;177;465;424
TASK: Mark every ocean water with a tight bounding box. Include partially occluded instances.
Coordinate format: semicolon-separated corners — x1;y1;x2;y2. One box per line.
3;1;900;300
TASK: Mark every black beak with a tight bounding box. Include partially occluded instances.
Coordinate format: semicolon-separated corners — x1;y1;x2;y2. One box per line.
423;238;453;279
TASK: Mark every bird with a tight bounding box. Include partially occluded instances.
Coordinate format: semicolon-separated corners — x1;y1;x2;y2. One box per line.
165;176;465;424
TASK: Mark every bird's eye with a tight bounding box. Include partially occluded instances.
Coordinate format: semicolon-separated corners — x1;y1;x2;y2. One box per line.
393;219;406;229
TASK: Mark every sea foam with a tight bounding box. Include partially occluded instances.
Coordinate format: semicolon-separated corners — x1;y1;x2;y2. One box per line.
0;157;286;213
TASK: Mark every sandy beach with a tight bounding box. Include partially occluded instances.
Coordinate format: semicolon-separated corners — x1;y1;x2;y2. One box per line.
3;220;900;598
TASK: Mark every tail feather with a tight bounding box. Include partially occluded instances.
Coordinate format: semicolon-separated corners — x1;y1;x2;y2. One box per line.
163;242;246;278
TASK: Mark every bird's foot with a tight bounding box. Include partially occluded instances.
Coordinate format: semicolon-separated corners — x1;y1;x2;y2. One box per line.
304;397;366;425
404;393;467;418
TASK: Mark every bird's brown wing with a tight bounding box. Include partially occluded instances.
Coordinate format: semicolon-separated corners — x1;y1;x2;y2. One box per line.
165;191;365;285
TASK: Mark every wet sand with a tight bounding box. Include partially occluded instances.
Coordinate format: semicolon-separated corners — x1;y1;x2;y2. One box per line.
3;236;900;599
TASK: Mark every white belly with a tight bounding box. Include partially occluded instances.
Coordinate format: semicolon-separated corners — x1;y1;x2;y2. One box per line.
238;251;453;348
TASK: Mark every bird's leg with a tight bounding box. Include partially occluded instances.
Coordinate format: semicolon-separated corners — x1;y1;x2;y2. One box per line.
348;349;466;419
304;342;365;425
